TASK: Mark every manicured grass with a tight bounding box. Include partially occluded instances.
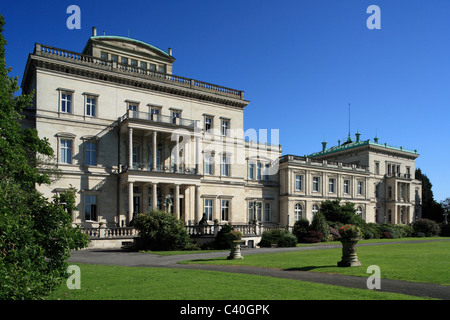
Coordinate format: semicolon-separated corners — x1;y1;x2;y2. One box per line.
180;240;450;285
47;263;429;300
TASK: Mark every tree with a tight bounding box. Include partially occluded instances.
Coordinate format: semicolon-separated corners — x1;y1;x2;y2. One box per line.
0;15;89;299
133;210;191;251
310;211;329;241
319;199;356;224
415;168;444;222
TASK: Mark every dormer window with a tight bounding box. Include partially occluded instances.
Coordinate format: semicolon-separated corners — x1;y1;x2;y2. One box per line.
158;65;166;73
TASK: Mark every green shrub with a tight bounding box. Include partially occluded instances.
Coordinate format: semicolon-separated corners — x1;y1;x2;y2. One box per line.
297;231;324;243
214;224;234;249
310;211;329;241
412;219;441;237
440;223;450;237
378;224;401;239
134;210;191;251
292;218;310;242
258;229;296;247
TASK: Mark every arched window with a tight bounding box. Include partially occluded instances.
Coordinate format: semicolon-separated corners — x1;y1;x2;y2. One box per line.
294;203;303;221
312;204;319;217
357;206;363;217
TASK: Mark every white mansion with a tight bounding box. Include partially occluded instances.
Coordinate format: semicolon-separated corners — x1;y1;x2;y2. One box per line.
21;29;422;232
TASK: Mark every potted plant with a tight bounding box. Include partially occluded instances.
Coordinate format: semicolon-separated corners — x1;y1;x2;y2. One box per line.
337;224;362;267
227;229;244;260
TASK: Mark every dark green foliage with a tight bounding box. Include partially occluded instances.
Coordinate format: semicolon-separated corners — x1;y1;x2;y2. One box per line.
310;211;329;241
319;199;356;224
258;229;297;247
292;218;309;241
0;15;89;299
297;231;324;243
0;182;89;299
439;223;450;236
133;210;191;251
412;219;441;237
415;169;444;222
214;224;234;249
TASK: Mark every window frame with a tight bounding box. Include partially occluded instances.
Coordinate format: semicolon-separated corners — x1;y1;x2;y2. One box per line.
295;174;303;191
84;194;98;222
204;199;213;221
313;177;320;192
294;203;303;221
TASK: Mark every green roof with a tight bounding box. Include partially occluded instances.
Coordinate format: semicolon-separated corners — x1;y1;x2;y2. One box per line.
87;35;172;58
309;137;418;158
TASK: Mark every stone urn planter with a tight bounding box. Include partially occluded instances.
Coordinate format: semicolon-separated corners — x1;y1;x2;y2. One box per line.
337;225;362;267
228;240;245;260
227;229;244;260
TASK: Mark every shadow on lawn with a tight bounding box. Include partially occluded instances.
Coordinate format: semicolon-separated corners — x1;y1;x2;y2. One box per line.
285;265;336;272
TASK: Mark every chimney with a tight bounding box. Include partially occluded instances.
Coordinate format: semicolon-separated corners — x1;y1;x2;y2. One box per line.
322;141;328;152
168;48;173;56
355;132;361;142
92;27;97;36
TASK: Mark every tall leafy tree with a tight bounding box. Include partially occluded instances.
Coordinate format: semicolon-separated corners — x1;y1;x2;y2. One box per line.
0;14;89;299
415;168;444;222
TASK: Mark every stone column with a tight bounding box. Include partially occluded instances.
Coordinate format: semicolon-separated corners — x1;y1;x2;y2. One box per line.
195;185;201;223
128;127;133;168
174;184;180;219
152;131;157;171
174;134;179;172
128;181;134;225
152;182;158;210
195;136;200;174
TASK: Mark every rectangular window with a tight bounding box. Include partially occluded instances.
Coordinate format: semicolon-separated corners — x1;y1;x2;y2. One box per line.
313;177;320;192
86;96;96;117
158;65;166;73
204;155;213;175
248;163;254;180
140;61;147;69
121;57;128;65
204;199;213;220
149;63;156;71
171;110;181;124
248;202;261;222
100;52;108;60
85;142;97;166
264;203;270;222
85;195;97;221
111;54;118;63
60;139;72;164
375;162;380;175
295;175;302;191
264;164;270;181
358;181;364;195
61;92;72;113
222;155;229;176
205;117;213;132
257;162;262;180
221;120;229;136
221;200;229;221
132;146;139;167
130;59;138;67
329;178;335;193
344;180;350;194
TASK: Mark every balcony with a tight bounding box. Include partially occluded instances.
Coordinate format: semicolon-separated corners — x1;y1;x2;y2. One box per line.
121;109;200;129
122;163;198;175
34;43;246;101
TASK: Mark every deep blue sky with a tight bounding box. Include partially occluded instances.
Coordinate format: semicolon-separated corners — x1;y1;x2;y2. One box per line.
1;0;449;202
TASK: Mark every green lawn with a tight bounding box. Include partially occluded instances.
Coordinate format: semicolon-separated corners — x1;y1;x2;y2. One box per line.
47;239;449;300
180;240;450;285
47;263;430;300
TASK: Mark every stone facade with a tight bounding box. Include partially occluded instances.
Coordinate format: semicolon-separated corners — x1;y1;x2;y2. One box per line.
20;31;421;229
